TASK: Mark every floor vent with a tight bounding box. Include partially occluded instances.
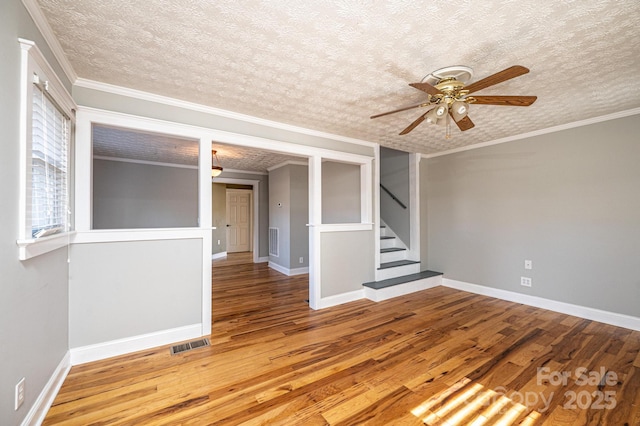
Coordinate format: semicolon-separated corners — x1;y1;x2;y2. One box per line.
170;338;210;356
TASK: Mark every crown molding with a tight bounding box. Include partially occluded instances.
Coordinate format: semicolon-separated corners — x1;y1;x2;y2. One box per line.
74;78;377;150
422;107;640;159
20;0;77;83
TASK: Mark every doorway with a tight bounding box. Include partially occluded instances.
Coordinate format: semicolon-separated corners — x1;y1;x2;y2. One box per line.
226;189;252;253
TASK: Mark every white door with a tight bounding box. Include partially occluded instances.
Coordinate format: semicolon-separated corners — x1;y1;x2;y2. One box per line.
226;189;252;253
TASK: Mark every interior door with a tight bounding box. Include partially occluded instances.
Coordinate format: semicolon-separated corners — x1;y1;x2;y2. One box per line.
226;189;252;253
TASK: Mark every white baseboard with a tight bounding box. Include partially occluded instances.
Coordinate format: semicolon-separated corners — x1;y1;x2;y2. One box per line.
268;262;309;276
70;324;202;365
22;351;71;426
256;256;269;263
211;251;227;260
365;275;442;302
443;278;640;331
317;289;365;309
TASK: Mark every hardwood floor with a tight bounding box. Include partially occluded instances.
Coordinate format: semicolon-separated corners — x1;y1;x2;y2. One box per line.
44;254;640;425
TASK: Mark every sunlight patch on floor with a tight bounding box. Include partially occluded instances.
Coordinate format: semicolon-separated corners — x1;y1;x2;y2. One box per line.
411;377;542;425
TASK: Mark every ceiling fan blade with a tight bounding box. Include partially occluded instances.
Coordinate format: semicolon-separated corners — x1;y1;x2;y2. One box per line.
464;65;530;94
399;113;428;135
450;112;475;131
458;115;475;131
409;82;443;96
370;102;430;119
471;95;537;106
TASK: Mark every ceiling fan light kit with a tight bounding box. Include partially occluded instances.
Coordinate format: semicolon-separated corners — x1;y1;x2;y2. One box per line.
372;65;537;138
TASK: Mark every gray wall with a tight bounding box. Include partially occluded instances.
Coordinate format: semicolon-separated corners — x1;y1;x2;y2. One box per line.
380;147;410;246
423;115;640;317
93;159;198;229
269;167;290;268
320;231;374;297
69;239;202;347
269;165;309;269
211;183;227;254
289;165;309;268
0;1;72;423
322;161;361;224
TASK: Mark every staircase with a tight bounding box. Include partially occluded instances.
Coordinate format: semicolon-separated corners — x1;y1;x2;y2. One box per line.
377;222;420;281
364;222;442;302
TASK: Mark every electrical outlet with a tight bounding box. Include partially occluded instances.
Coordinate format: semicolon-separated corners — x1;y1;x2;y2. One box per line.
217;239;221;245
299;257;304;264
15;378;25;410
521;277;532;287
524;260;532;270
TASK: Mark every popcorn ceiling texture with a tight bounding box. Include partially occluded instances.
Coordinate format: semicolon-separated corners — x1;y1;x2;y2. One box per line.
92;125;304;172
39;0;640;155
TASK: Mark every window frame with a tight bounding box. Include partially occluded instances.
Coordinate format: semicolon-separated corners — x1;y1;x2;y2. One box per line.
17;39;76;260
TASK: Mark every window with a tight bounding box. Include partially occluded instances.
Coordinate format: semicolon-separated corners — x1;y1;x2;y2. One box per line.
17;39;76;259
31;79;70;237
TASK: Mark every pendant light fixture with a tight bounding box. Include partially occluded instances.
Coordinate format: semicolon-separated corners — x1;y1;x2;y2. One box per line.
211;149;223;177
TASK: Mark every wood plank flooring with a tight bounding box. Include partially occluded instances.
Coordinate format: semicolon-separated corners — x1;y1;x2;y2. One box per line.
44;254;640;425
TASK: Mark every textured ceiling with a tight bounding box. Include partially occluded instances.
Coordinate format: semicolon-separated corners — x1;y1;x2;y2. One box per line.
93;125;304;173
39;0;640;156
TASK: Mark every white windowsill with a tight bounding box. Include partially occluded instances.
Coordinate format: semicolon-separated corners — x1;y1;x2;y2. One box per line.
17;231;76;261
307;223;373;232
73;227;215;244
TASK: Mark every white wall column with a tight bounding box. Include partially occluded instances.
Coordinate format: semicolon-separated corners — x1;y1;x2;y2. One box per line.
308;155;322;309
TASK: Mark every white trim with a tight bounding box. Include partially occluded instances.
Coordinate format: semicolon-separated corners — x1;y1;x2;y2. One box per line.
443;278;640;331
19;1;77;83
93;155;198;170
72;228;209;244
407;153;420;261
75;78;376;149
309;223;374;232
364;275;442;302
308;156;322;310
211;251;227;260
221;168;268;176
17;231;74;260
70;324;202;365
423;107;640;159
316;289;365;309
268;262;309;276
198;135;213;336
373;144;381;270
360;159;373;225
18;39;77;258
21;351;71;426
267;160;309;172
257;256;269;263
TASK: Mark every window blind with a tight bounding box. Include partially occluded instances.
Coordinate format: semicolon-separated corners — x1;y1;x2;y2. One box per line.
31;81;69;238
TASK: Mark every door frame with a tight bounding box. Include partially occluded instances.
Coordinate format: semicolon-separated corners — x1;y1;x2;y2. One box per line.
213;177;263;263
225;188;253;253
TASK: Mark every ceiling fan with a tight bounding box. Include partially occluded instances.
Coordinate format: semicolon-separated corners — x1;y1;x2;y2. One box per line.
371;65;537;137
